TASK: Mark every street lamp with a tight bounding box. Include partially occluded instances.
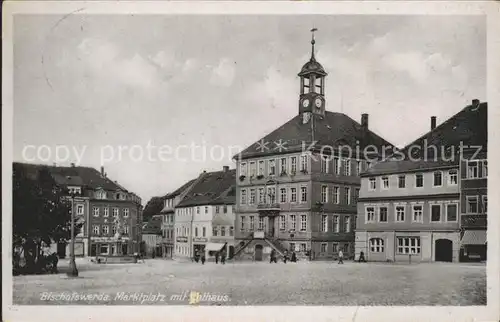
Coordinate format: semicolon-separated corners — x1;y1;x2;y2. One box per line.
67;190;79;277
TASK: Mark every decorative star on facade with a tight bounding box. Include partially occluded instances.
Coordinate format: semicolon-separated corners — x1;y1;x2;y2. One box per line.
274;139;288;152
255;139;270;152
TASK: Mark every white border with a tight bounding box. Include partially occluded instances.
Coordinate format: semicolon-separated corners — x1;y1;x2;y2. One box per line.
2;1;500;322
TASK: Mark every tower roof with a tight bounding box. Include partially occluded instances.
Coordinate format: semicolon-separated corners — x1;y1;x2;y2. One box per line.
298;28;327;77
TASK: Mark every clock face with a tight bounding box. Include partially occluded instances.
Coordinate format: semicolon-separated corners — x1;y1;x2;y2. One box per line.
302;99;310;108
315;98;322;108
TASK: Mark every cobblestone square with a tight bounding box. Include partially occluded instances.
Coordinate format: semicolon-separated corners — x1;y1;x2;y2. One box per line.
13;259;486;306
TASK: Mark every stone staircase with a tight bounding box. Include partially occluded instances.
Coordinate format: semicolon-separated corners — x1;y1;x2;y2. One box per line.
264;237;287;256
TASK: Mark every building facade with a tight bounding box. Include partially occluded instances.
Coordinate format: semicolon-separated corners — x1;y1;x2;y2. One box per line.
355;100;487;263
232;33;393;261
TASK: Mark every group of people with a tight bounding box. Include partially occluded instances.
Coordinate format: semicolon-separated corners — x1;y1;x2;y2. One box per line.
270;249;298;263
193;249;227;265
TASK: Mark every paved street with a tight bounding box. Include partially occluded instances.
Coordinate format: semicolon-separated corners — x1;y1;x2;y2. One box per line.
13;259;486;306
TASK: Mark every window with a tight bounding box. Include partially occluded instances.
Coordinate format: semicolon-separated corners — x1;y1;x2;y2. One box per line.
250;189;256;204
205;206;208;214
333;157;340;175
395;205;405;222
467;161;479;178
321;155;329;173
412;205;423;222
113;208;119;217
258;217;264;230
430;204;441;222
415;174;424;188
320;243;327;253
279;215;286;230
249;216;255;230
321;215;328;232
280;158;287;174
195;227;199;237
268;187;276;203
333;215;339;232
379;207;388;222
221;227;226;236
397;237;421;254
343;159;351;176
321;186;328;203
229;226;234;236
289;243;296;251
356;160;362;175
482;196;488;213
93;207;99;217
103;207;109;217
332;243;338;253
433;171;442;187
300;186;307;202
240;162;247;176
333;186;340;204
258;160;265;176
203;227;206;237
381;176;389;189
123;208;129;217
398;175;406;188
366;207;376;222
223;205;227;213
290;215;296;230
290;157;297;174
100;244;109;255
467;196;478;213
370;238;385;253
96;190;107;199
290;187;297;203
280;188;287;203
77;205;84;215
446;204;458;222
343;244;349;253
300;155;308;172
196;207;200;214
102;225;109;234
249;161;257;177
344;187;350;205
258;188;265;204
269;159;276;175
300;243;307;252
369;178;376;190
240;216;245;231
213;227;218;236
344;216;350;232
215;206;220;214
354;188;360;203
482;161;488;177
241;189;247;204
448;170;458;185
300;215;307;231
124;225;129;234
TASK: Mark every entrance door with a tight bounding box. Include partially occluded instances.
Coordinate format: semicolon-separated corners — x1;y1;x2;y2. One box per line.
122;244;128;255
229;246;235;259
254;244;263;261
268;217;275;237
57;242;67;259
435;239;453;262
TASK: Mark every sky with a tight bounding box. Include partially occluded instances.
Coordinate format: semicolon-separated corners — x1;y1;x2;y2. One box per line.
13;14;486;204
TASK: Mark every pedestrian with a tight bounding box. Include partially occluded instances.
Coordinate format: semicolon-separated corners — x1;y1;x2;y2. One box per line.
194;250;199;263
270;249;276;264
338;250;344;264
358;251;366;263
215;252;219;264
283;250;288;264
291;251;297;263
201;253;206;265
220;250;226;265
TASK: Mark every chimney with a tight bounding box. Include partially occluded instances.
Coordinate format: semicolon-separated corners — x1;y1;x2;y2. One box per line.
472;99;480;106
361;113;369;129
431;116;437;130
71;163;75;167
223;166;229;172
101;166;105;176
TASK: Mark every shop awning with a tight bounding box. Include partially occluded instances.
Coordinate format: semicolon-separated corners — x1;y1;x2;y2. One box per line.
461;230;487;245
206;243;225;251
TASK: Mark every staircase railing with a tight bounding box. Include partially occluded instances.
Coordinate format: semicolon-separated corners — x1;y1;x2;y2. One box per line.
230;233;253;259
264;236;287;256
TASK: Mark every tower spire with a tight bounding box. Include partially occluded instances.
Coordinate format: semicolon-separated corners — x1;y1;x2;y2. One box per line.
310;28;317;61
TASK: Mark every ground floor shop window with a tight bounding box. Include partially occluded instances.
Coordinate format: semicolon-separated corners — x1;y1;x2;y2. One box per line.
370;238;385;253
100;244;109;255
320;243;327;253
397;237;420;254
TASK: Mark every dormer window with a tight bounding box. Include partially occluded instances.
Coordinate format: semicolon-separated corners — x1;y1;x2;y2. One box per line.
96;190;107;200
68;186;82;195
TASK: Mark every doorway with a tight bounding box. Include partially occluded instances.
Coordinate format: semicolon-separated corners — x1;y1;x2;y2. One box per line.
254;244;263;261
435;239;453;262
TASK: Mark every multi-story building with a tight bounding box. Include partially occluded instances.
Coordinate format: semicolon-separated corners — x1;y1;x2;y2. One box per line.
174;166;236;260
141;216;162;257
232;33;393;261
355;100;487;263
157;178;197;259
16;163;143;257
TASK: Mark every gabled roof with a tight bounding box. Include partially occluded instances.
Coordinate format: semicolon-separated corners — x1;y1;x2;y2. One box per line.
211;185;236;205
177;169;236;207
363;101;487;176
142;217;162;235
164;178;197;199
14;162;127;191
236;111;394;160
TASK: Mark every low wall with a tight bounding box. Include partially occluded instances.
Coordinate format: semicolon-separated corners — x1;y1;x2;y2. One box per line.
96;255;138;264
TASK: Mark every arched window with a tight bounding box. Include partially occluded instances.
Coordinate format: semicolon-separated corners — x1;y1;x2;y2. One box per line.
369;238;385;253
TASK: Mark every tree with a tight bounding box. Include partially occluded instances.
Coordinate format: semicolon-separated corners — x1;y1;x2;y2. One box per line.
13;163;78;274
142;196;165;222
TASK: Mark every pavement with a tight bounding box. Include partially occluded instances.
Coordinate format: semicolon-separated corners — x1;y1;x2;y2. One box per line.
12;258;486;306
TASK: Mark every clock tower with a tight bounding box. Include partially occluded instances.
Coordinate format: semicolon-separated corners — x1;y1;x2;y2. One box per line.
298;28;327;117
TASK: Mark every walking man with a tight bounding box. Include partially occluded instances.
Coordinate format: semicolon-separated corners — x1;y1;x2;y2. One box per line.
270;249;276;264
220;250;226;265
215;252;219;264
358;251;366;263
201;252;206;265
338;250;344;264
